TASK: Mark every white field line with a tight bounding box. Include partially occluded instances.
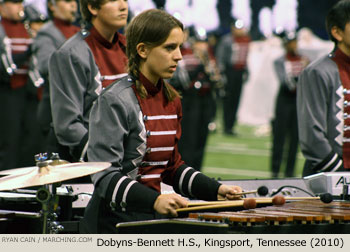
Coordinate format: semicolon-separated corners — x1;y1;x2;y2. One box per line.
203;166;271;178
207;143;304;158
207;145;269;156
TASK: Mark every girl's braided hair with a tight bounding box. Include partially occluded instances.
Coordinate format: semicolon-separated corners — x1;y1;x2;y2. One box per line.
126;8;183;101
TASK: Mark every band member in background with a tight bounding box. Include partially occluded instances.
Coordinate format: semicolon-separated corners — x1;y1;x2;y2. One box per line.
297;0;350;176
216;18;251;136
270;31;309;178
23;4;48;38
0;0;33;170
33;0;80;159
49;0;128;162
81;9;242;233
170;26;220;171
15;4;49;167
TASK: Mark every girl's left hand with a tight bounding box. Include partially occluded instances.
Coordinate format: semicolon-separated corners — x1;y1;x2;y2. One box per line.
217;184;243;200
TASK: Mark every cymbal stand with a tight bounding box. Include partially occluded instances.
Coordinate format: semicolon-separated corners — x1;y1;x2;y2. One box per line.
34;153;63;234
36;186;50;234
36;185;64;234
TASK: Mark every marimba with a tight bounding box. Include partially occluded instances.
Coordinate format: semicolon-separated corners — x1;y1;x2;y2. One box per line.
188;200;350;233
115;199;350;234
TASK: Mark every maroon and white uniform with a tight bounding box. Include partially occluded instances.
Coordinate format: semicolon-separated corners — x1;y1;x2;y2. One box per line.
81;74;221;233
0;18;33;170
49;25;127;161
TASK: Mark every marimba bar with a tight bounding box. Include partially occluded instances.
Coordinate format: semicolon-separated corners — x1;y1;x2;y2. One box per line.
187;200;350;233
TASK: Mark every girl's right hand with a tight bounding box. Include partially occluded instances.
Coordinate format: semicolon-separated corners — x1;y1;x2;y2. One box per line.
153;193;188;217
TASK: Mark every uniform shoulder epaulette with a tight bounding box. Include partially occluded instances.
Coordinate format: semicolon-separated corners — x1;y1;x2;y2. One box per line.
100;76;133;95
328;52;334;58
80;28;90;38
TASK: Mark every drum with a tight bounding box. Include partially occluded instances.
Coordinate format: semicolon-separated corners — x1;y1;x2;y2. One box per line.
0;192;41;234
0;191;40;212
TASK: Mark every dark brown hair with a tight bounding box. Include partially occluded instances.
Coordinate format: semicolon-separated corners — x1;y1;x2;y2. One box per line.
126;8;183;101
326;0;350;44
79;0;107;22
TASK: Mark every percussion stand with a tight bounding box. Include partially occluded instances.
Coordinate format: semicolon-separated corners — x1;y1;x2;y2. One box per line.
33;153;63;234
0;154;110;233
36;184;64;234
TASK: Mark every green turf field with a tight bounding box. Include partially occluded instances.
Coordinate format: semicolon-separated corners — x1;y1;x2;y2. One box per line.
201;123;305;180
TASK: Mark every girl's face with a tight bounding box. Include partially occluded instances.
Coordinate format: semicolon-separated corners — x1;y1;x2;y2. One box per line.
90;0;128;32
139;27;184;84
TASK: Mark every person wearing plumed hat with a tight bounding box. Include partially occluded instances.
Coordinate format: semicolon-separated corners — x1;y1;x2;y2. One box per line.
270;30;309;178
170;26;220;171
23;4;48;37
216;18;251;136
32;0;80;161
0;0;35;170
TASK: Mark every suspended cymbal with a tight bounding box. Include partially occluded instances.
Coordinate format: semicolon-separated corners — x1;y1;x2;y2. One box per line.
0;167;36;177
0;159;70;176
0;162;111;191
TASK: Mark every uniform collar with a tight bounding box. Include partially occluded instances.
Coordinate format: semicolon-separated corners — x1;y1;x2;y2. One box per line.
89;25;120;49
286;51;300;60
1;17;22;24
53;17;72;27
332;47;350;65
139;72;163;96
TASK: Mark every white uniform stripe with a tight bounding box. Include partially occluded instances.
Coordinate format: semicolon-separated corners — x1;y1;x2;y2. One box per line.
147;115;178;120
141;174;161;179
319;153;338;172
11;45;29;51
2;37;16;73
330;160;343;172
144;161;168;166
188;171;200;197
101;73;128;80
14;69;28;74
150;147;174;152
178;167;192;195
9;38;32;44
150;130;176;136
121;181;137;212
1;54;11;71
112;176;128;202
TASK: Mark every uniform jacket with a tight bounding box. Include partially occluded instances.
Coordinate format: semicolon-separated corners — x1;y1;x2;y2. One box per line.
274;53;308;92
297;50;344;173
49;29;102;160
49;25;127;160
216;33;250;72
33;21;71;132
33;20;68;78
82;76;221;233
0;20;31;88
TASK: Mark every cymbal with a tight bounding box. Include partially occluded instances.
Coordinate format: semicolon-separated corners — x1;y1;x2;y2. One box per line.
0;162;111;191
0;159;70;176
0;167;36;176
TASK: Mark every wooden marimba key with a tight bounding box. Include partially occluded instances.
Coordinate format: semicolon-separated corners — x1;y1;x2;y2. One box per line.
188;200;350;229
